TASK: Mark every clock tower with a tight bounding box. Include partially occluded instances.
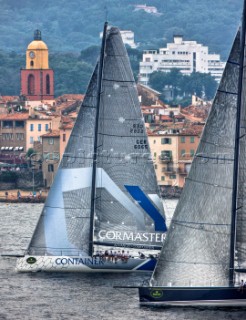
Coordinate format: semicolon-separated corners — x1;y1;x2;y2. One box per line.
21;30;54;101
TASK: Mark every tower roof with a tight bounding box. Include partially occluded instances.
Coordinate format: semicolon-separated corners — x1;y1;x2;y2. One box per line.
27;30;48;50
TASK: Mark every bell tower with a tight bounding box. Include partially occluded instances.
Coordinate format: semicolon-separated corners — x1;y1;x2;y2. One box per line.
20;30;54;101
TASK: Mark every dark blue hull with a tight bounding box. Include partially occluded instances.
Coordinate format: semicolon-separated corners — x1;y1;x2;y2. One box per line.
139;286;246;306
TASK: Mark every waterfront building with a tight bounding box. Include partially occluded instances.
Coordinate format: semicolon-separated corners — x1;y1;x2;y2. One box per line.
148;129;201;188
139;35;225;84
41;130;60;187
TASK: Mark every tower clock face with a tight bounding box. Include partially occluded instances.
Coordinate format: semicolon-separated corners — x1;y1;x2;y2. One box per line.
29;51;35;58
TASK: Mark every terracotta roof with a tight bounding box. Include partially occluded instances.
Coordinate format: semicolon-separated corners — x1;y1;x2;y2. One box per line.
0;96;19;103
61;123;74;130
41;130;60;138
0;113;29;120
160;115;172;121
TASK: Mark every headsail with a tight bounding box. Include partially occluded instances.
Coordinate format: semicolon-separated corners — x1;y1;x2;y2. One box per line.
27;64;99;256
151;31;240;287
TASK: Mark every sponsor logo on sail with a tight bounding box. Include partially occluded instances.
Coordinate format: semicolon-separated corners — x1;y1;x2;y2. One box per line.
150;289;163;298
26;257;37;264
55;257;104;266
98;230;165;243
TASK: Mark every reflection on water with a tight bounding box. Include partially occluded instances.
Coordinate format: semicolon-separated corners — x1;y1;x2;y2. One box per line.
1;201;246;319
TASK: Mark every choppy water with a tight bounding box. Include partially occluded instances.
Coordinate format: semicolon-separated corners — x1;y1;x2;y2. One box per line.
1;200;246;320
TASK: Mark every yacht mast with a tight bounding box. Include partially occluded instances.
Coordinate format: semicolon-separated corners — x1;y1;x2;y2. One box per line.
89;22;108;257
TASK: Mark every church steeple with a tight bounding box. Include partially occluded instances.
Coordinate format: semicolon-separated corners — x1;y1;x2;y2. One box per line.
20;30;54;102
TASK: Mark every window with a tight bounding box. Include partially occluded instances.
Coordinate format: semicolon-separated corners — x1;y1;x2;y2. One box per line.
30;137;34;144
38;124;42;132
170;174;176;179
30;124;34;131
2;133;13;140
181;149;186;156
190;136;195;143
154;152;157;158
3;121;13;128
161;176;165;181
30;61;34;67
38;136;41;142
154;164;158;169
46;74;50;94
153;140;156;144
190;149;195;156
28;74;35;95
145;58;150;62
48;164;54;172
16;133;24;140
181;136;185;143
45;124;49;131
63;134;66;142
161;150;172;160
161;138;171;144
15;121;24;128
48;138;54;145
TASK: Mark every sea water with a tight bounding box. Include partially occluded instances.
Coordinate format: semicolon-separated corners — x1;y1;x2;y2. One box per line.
1;201;246;320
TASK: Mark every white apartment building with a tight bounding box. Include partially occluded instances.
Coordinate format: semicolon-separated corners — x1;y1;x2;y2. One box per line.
139;35;225;84
120;30;138;48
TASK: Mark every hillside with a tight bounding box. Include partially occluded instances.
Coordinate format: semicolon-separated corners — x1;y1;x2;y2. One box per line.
0;0;243;59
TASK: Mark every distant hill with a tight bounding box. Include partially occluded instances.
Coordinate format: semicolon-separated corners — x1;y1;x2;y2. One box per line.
0;0;243;59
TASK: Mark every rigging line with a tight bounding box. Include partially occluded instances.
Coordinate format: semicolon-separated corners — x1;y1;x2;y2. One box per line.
195;154;234;161
239;133;246;139
217;89;238;95
103;78;135;83
173;222;230;235
98;132;147;138
172;219;230;226
185;176;233;190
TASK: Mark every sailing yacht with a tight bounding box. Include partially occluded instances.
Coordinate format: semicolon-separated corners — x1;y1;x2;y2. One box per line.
137;0;246;305
16;23;167;272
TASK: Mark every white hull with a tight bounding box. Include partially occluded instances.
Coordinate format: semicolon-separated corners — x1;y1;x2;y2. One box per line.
16;255;156;272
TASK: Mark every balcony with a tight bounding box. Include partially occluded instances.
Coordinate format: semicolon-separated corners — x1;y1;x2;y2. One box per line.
177;168;188;175
159;154;172;163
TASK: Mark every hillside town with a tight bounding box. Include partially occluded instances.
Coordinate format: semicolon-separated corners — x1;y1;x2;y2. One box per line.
0;29;213;200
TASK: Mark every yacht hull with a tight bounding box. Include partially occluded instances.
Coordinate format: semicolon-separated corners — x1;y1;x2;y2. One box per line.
139;286;246;306
16;255;156;272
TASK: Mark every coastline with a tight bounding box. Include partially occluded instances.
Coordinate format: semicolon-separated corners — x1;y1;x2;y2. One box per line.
0;189;48;203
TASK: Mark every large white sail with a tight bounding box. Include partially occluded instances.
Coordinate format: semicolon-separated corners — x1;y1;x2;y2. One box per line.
151;31;240;287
